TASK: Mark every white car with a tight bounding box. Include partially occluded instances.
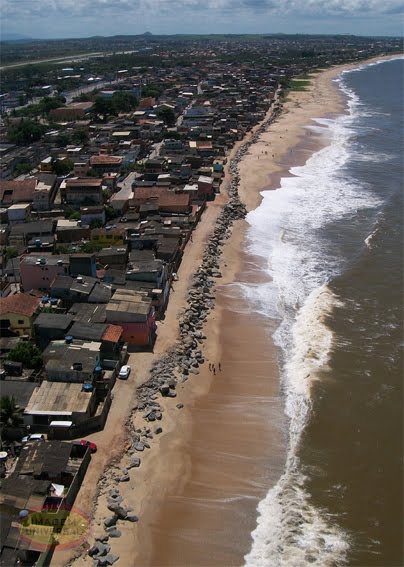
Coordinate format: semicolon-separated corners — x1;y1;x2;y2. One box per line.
118;365;131;379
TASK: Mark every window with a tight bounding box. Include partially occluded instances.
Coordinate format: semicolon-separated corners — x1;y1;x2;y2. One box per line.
18;319;24;324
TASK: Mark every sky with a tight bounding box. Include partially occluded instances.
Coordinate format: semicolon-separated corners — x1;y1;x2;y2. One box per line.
2;0;403;39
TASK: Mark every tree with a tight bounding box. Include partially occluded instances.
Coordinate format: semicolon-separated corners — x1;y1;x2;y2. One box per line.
90;219;103;229
141;85;163;98
7;342;42;370
52;158;73;176
4;247;18;263
40;95;66;115
156;107;176;127
72;128;89;145
54;132;71;147
81;241;103;253
68;211;81;221
102;188;112;203
92;96;117;121
8;119;46;145
112;91;138;113
0;396;23;428
13;162;33;175
56;244;69;254
105;206;116;222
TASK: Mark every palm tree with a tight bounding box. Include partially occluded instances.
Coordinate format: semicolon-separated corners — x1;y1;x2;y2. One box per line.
0;396;23;428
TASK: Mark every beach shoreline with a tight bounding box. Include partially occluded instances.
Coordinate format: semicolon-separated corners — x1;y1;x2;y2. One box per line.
58;53;399;567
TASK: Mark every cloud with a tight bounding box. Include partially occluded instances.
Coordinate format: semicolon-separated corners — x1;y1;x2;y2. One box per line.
2;0;403;36
3;0;403;20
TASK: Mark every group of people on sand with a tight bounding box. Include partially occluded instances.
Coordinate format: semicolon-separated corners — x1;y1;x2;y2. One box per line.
208;362;221;375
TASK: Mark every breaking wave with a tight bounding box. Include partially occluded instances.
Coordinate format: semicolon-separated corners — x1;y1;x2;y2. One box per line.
241;66;385;566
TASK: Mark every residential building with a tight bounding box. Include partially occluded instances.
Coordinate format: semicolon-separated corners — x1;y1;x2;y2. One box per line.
33;313;74;349
106;289;156;348
20;255;69;292
69;254;97;277
42;339;101;383
89;154;123;173
61;178;103;207
24;381;97;429
0;293;41;337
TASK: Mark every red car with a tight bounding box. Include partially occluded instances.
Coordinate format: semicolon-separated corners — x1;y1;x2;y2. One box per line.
80;439;97;453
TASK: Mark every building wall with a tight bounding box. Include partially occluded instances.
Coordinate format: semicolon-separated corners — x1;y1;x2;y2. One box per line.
20;262;67;292
107;311;156;347
0;312;33;337
63;189;102;206
32;190;51;211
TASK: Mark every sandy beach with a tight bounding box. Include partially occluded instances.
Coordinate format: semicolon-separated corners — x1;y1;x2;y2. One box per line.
55;55;397;567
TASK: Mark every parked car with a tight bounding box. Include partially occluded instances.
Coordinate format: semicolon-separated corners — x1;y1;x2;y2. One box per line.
80;439;97;453
118;365;131;379
22;434;45;444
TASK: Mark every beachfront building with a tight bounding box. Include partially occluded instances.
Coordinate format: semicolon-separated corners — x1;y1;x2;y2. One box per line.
106;289;156;348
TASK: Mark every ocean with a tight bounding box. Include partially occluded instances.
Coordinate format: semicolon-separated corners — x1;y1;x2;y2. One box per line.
242;58;403;567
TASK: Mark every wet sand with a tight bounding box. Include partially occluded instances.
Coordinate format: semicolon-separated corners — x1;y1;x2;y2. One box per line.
143;235;287;567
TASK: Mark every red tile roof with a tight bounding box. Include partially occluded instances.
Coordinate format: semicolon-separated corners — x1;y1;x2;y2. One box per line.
102;324;123;343
158;193;190;207
132;187;168;201
90;155;123;166
0;179;37;204
65;178;103;187
0;293;41;317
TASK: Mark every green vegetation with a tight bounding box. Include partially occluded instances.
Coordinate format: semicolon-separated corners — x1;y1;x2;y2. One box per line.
13;162;33;175
72;128;89;145
54;132;72;147
52;158;73;176
81;241;103;253
7;118;47;145
105;206;115;221
288;79;311;91
279;77;312;100
90;219;103;229
156;107;176;127
55;244;70;254
64;208;81;220
92;91;138;120
12;95;66;119
0;396;23;428
141;85;163;98
4;247;18;263
102;188;112;202
7;342;43;370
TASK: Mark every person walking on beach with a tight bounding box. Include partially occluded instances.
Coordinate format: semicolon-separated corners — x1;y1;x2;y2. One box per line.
213;367;216;375
208;363;212;372
218;362;221;372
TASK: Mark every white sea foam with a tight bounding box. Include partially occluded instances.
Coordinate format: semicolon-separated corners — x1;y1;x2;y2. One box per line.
242;68;384;566
244;286;349;567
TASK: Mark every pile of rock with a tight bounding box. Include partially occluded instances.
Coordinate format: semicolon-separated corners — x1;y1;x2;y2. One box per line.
129;98;284;422
88;487;140;561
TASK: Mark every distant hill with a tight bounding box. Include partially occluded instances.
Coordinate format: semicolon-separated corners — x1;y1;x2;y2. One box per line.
0;32;33;42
